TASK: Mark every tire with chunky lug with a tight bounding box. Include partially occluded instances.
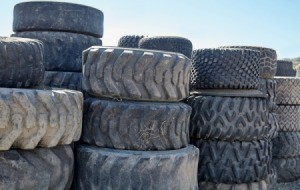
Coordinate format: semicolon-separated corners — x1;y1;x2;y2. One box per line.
118;35;145;48
268;112;279;139
198;181;268;190
43;71;82;91
275;105;300;132
276;60;296;77
273;156;300;183
275;77;300;105
74;144;199;190
272;132;300;158
82;46;191;101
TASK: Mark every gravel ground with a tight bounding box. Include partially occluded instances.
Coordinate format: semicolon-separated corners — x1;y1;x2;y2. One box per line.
273;180;300;190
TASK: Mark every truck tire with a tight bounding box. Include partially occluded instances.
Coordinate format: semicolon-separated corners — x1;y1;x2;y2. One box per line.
43;71;82;91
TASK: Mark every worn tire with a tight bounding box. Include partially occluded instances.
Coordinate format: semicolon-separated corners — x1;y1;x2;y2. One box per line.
192;139;270;183
259;79;277;111
186;95;270;141
268;112;279;139
0;88;83;150
0;37;44;88
118;35;145;48
138;36;193;58
273;132;300;158
273;156;300;183
275;105;300;132
198;181;268;190
220;46;277;79
82;46;190;101
74;144;199;190
83;98;191;150
275;60;296;77
13;31;102;72
190;48;260;90
275;77;300;105
43;71;82;91
0;145;73;190
13;2;104;37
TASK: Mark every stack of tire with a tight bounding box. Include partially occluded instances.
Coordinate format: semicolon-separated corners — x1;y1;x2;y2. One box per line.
186;47;274;189
275;60;296;77
73;46;199;189
12;1;103;91
0;37;83;189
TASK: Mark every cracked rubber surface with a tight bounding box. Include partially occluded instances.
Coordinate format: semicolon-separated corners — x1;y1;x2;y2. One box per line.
275;105;300;132
43;71;82;91
275;77;300;105
118;35;145;48
82;46;191;101
275;60;296;77
273;132;300;158
273;156;300;183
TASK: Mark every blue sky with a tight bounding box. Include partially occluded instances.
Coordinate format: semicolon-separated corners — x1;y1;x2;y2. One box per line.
1;0;300;59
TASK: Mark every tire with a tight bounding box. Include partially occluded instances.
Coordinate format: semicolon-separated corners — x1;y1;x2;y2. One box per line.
13;2;104;37
220;46;277;79
275;60;296;77
186;95;270;141
118;35;145;48
275;77;300;105
0;37;44;88
0;145;73;190
138;36;193;58
12;31;102;72
275;105;300;132
82;46;190;102
259;79;277;111
83;98;191;150
198;181;268;190
273;132;300;158
74;144;199;190
268;112;279;139
190;48;260;90
266;167;277;190
192;139;270;183
43;71;82;91
0;88;83;150
273;156;300;183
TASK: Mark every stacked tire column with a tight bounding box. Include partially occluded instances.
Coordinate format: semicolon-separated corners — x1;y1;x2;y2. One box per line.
187;48;273;189
73;46;199;190
12;1;103;91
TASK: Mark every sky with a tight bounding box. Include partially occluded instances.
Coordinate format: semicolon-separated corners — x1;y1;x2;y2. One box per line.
1;0;300;59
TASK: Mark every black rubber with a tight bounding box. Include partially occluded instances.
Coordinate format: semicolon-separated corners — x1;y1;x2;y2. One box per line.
276;105;300;132
220;46;277;79
13;2;104;37
273;156;300;183
198;181;268;190
83;98;191;150
118;35;145;48
43;71;82;91
275;60;296;77
275;77;300;105
268;112;279;139
74;144;199;190
259;79;277;111
186;95;270;141
138;36;193;58
82;46;191;102
192;139;270;183
0;37;44;88
0;145;73;190
190;48;260;90
273;132;300;158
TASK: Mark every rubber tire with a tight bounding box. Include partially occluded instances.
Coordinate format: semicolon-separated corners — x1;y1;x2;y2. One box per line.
220;46;277;79
83;98;191;150
192;139;270;183
0;88;83;150
0;145;73;190
275;60;296;77
190;48;260;90
138;36;193;58
275;77;300;105
259;79;277;112
118;35;145;48
186;95;270;141
198;181;268;190
43;71;82;91
268;112;279;139
275;105;300;132
82;46;190;102
13;31;102;72
273;156;300;183
0;37;44;88
273;132;300;158
13;2;104;37
74;144;199;190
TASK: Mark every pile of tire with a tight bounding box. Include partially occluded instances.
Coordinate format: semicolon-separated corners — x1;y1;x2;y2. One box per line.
275;60;296;77
12;1;103;91
73;46;199;190
0;37;83;189
186;47;275;189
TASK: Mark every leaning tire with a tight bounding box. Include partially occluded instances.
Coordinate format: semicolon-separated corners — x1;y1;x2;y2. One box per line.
74;144;199;190
118;35;145;48
275;77;300;105
273;156;300;183
272;132;300;158
43;71;82;91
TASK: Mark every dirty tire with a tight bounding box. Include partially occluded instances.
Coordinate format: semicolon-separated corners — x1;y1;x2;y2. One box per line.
138;36;193;58
13;1;104;37
220;46;277;79
272;132;300;158
276;60;296;77
186;95;270;141
74;144;199;190
118;35;145;48
83;98;191;150
275;105;300;132
0;145;73;190
13;31;102;72
275;77;300;105
259;79;277;111
192;139;270;183
43;71;82;91
273;156;300;183
198;181;268;190
0;37;44;88
268;112;279;139
82;46;191;101
190;48;260;90
0;88;83;150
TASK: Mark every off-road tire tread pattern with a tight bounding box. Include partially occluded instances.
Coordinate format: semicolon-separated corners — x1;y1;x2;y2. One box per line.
43;71;82;91
118;35;145;48
272;132;300;158
275;77;300;105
